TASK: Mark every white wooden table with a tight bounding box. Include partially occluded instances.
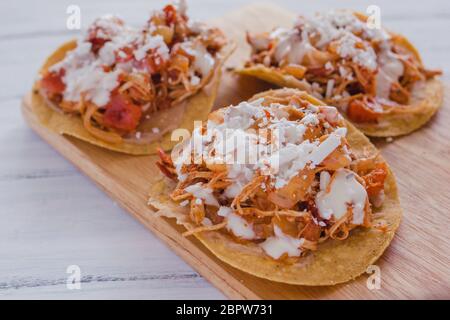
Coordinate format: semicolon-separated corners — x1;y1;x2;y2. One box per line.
1;0;449;300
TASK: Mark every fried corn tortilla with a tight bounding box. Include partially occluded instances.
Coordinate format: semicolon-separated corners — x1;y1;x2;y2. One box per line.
237;11;443;137
148;88;402;285
31;40;225;155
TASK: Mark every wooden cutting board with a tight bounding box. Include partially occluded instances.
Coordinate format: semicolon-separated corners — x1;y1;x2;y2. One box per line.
22;3;450;299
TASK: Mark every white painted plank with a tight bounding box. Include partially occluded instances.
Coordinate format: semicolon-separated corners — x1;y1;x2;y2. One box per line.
0;146;224;299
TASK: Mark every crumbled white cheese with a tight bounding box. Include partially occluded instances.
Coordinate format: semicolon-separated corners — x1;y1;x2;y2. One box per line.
181;41;215;77
202;217;213;226
319;171;330;191
190;75;201;86
217;206;232;217
90;14;125;39
134;34;169;61
62;61;121;107
175;97;348;192
336;33;377;70
301;113;319;126
325;79;335;99
271;29;313;65
307;130;344;167
338;66;352;80
98;42;117;66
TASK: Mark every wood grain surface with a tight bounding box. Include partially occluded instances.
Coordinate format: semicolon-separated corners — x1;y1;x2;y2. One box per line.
19;3;450;299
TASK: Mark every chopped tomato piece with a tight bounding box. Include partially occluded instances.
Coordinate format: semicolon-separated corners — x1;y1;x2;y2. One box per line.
163;5;177;25
40;69;65;95
87;27;110;53
362;163;387;197
103;93;142;132
88;35;108;54
347;99;379;123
